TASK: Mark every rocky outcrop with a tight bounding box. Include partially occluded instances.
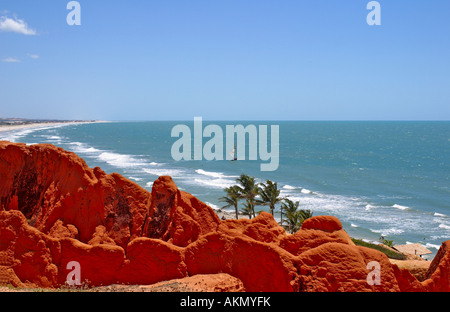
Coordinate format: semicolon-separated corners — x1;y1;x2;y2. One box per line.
138;273;246;292
0;142;150;250
422;241;450;291
143;176;220;247
390;259;430;282
0;141;449;292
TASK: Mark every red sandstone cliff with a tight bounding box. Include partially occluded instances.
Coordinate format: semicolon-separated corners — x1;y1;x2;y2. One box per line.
0;141;448;291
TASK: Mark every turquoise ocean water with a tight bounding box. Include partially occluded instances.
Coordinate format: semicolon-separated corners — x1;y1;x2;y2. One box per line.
2;121;449;258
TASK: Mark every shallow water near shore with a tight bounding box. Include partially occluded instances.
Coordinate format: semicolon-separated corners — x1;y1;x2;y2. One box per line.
2;121;449;259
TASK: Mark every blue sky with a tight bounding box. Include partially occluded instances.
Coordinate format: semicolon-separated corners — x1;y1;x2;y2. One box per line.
0;0;449;120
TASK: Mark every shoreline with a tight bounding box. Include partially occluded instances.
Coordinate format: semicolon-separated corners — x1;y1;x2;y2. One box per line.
0;120;110;136
213;208;249;221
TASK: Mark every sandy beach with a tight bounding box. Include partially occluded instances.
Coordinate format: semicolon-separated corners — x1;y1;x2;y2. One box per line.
213;208;249;221
0;120;108;136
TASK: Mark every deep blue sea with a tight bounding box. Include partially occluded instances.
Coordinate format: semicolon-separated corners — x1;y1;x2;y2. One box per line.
2;121;449;258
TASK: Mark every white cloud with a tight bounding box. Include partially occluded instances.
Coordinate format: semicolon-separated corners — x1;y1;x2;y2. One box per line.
0;16;36;35
1;57;21;63
28;54;39;59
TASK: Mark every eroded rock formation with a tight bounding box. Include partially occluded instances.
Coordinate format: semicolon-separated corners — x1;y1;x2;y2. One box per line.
0;141;449;291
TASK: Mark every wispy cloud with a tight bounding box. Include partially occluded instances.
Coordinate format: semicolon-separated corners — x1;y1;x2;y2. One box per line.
0;15;36;35
28;53;39;59
1;57;21;63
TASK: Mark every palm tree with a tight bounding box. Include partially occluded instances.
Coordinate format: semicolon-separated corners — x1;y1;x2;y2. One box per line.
281;198;313;234
281;198;299;233
219;185;241;219
279;196;288;227
298;209;313;228
257;180;282;216
239;202;254;219
236;174;259;218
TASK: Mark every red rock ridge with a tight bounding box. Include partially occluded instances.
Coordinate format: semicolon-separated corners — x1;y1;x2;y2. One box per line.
0;142;150;249
0;141;449;291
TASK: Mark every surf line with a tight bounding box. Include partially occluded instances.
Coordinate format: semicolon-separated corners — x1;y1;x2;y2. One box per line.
170;117;279;171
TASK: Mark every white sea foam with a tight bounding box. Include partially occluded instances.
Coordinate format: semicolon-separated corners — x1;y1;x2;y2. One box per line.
282;185;297;190
370;228;405;236
434;212;447;217
42;135;62;142
279;187;430;244
430;234;450;240
195;169;237;179
69;142;147;168
205;202;221;210
191;169;238;189
68;142;101;154
128;176;143;182
98;152;146;168
196;169;225;178
301;188;312;194
392;204;410;211
1;129;35;142
145;181;153;188
283;195;302;203
70;142;163;170
425;243;441;250
143;168;185;178
438;223;450;230
85;147;101;153
193;178;235;189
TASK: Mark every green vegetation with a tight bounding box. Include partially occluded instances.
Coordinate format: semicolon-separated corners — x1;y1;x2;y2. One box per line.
219;185;241;219
379;236;394;247
220;174;313;233
257;180;282;216
235;174;260;218
352;238;406;260
281;198;313;234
